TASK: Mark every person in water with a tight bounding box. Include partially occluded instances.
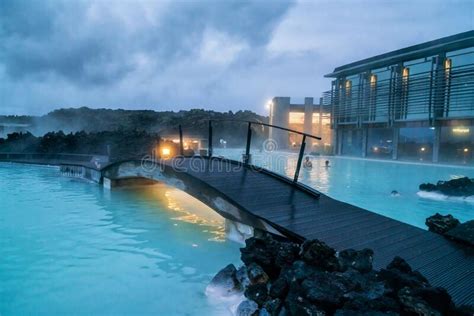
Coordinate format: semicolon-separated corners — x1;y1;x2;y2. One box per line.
303;156;312;168
325;160;330;168
391;190;400;197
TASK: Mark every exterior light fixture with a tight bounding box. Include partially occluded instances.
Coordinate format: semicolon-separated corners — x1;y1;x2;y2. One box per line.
421;147;426;152
464;148;469;153
266;100;273;110
162;148;171;157
453;128;470;134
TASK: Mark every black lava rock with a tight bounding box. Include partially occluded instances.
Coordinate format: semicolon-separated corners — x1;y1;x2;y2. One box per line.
419;177;474;197
378;257;428;293
446;220;474;247
206;264;241;296
236;300;259;316
425;213;461;234
301;271;354;310
275;241;300;269
247;262;270;285
300;239;338;271
241;236;280;278
398;287;448;316
245;283;269;306
337;248;374;273
263;298;282;316
269;277;289;299
210;234;470;316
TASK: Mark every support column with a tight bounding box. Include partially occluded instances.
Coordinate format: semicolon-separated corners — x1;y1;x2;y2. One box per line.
433;126;441;163
392;127;399;160
361;128;368;158
337;129;343;155
269;97;290;150
303;97;314;135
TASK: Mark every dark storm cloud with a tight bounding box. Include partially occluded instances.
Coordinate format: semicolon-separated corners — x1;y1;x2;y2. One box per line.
0;0;292;86
0;0;472;115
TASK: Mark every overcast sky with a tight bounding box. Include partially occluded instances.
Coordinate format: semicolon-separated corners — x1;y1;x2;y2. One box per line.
0;0;472;116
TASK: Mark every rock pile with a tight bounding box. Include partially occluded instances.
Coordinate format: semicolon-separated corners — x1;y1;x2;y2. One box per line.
208;233;473;316
426;213;474;247
419;177;474;197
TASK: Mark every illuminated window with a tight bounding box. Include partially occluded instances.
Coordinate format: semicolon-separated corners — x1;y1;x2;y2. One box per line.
370;74;377;87
289;112;305;124
402;67;409;79
345;80;352;96
445;58;452;72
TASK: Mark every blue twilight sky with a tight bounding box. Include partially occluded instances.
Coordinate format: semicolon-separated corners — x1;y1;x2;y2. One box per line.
0;0;473;116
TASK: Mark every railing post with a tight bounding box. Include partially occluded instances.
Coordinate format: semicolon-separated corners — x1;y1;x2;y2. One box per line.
293;135;307;183
244;122;252;164
208;120;213;157
178;125;184;156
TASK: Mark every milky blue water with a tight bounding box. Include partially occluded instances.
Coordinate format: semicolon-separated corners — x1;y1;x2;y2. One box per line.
216;148;474;228
0;163;241;316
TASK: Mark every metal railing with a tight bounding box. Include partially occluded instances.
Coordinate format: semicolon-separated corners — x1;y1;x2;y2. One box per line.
176;119;322;185
326;63;474;126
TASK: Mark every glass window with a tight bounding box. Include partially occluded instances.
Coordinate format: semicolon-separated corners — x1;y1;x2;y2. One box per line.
370;67;392;122
289;112;305;125
341;75;360;123
439;125;473;165
311;113;333;155
402;58;434;121
341;129;363;156
445;49;474;118
367;128;393;159
398;127;434;161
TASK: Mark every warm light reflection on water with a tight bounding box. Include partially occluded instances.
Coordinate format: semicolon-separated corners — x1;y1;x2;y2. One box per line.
132;184;227;242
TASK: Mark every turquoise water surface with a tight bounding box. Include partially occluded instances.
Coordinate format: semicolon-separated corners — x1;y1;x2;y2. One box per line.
0;163;241;316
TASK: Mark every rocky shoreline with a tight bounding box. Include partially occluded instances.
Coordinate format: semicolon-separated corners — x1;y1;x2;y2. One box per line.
419;177;474;197
207;233;473;316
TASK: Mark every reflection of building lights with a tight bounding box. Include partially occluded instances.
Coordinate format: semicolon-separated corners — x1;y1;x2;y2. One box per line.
162;148;171;156
421;147;426;152
464;148;469;153
453;128;470;134
429;127;435;130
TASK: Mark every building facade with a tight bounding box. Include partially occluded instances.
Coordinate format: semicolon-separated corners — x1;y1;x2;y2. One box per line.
269;97;333;154
325;31;474;165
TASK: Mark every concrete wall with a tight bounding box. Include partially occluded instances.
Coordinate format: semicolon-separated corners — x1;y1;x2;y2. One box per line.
269;97;291;150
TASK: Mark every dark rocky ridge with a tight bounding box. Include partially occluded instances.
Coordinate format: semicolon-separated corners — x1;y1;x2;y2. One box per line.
208;233;474;316
419;177;474;197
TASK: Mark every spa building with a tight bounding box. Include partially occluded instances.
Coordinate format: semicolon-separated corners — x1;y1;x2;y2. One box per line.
270;31;474;165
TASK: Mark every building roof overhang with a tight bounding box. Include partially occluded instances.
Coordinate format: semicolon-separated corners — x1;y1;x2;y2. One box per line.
325;30;474;78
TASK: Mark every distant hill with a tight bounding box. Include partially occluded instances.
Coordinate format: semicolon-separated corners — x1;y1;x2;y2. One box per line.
0;107;269;147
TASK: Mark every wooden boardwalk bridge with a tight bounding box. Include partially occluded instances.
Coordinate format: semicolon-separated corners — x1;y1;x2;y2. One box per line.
151;156;473;306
